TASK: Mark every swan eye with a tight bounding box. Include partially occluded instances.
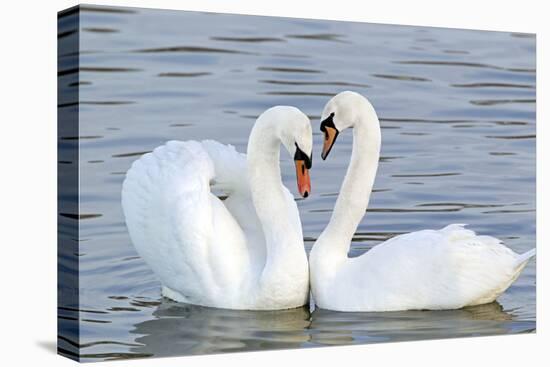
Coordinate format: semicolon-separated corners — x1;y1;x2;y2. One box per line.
294;143;312;169
320;113;337;133
320;113;339;160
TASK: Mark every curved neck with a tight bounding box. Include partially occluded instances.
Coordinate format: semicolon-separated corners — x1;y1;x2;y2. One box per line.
319;108;381;256
247;121;303;259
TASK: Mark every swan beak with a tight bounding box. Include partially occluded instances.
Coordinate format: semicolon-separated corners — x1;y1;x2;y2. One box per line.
295;160;311;198
321;126;339;160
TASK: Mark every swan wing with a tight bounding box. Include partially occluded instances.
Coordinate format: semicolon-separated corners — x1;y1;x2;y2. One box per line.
201;139;248;194
201;140;268;271
121;140;252;307
336;224;526;311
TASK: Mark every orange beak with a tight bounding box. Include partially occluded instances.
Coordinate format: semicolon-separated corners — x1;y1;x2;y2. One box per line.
295;160;311;198
321;126;339;160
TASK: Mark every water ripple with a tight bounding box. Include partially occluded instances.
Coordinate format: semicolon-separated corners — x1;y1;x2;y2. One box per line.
112;151;151;158
286;33;348;43
392;173;460;177
83;27;119;33
80;101;135;106
157;72;211;78
133;46;256;55
68;81;92;87
395;60;535;73
470;99;535;106
260;79;370;87
61;136;103;140
270;53;310;59
485;134;535;140
59;67;141;76
262;91;335;97
452;82;533;89
58;29;77;39
59;213;103;220
211;36;285;43
258;66;324;73
443;50;469;55
372;74;431;82
59;306;108;315
380;117;469;124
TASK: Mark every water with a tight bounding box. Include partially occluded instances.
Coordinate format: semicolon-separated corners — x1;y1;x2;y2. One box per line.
58;5;536;361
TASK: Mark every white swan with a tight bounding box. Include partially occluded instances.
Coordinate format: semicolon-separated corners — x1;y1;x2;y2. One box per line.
121;106;313;310
310;91;536;312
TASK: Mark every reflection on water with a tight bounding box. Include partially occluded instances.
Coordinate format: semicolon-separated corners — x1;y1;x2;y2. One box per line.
58;4;535;362
130;301;311;358
124;299;532;360
309;302;533;345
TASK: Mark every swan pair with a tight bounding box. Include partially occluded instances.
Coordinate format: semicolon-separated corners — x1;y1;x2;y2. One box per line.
121;91;535;312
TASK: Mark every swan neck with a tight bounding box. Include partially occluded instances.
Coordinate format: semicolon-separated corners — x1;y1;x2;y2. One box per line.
321;109;381;255
247;126;282;199
247;121;302;251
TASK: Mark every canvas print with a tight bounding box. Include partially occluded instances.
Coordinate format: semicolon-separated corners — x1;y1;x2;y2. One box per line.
58;4;536;362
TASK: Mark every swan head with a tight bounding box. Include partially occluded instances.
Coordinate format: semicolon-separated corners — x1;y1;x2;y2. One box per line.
256;106;313;198
319;91;372;160
280;107;313;198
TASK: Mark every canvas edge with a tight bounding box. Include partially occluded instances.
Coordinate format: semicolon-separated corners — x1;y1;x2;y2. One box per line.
58;4;81;362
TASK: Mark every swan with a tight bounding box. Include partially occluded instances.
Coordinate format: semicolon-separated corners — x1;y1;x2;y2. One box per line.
309;91;536;312
121;106;313;310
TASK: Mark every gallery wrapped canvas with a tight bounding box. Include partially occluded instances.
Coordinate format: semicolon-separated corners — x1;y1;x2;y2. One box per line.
58;4;536;362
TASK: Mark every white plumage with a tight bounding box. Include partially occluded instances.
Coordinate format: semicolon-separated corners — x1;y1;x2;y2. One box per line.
310;91;535;312
122;107;312;310
313;224;533;312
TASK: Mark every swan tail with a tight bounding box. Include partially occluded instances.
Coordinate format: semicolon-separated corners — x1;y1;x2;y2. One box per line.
515;248;536;267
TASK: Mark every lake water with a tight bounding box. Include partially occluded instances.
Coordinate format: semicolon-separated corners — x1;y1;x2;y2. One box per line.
58;5;536;361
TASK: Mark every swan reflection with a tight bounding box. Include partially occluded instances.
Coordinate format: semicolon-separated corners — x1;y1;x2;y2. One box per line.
309;302;531;345
129;299;311;357
129;299;533;358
